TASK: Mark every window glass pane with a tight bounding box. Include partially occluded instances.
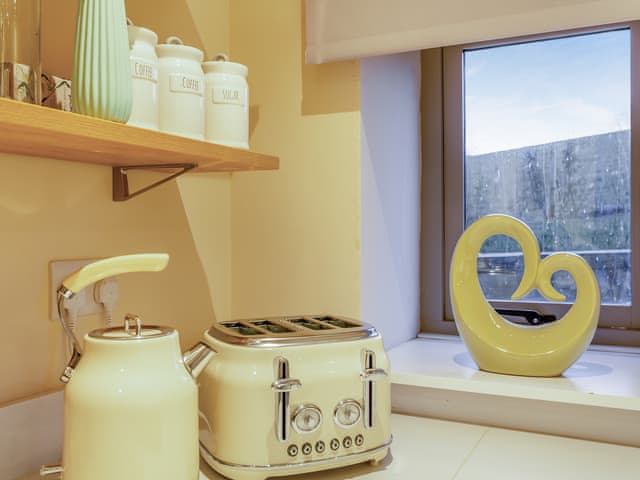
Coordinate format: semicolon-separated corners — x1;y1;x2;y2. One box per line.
464;29;631;305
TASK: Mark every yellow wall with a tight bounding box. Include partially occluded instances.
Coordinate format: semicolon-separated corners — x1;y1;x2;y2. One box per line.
2;0;361;404
1;0;233;405
0;159;217;405
42;0;230;78
228;0;361;318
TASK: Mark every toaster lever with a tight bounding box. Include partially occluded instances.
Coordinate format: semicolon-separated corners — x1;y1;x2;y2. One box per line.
360;368;388;382
273;356;300;443
271;378;302;392
362;350;386;429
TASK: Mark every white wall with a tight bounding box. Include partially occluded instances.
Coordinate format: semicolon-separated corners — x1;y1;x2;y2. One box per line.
306;0;640;63
360;51;422;349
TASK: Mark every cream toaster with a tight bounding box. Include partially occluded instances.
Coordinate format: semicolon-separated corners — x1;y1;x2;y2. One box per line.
195;315;392;480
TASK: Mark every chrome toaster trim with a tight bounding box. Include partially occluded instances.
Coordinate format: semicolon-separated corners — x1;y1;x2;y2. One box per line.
361;350;388;429
207;315;379;347
291;403;323;434
333;399;362;429
272;357;301;443
199;436;392;472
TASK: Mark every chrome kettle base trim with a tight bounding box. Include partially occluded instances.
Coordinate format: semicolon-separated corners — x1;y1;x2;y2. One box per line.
200;437;392;479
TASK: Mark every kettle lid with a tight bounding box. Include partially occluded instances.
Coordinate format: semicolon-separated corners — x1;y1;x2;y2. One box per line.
89;314;174;341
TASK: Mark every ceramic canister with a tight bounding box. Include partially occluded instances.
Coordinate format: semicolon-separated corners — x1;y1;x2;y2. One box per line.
156;37;204;139
73;0;132;122
203;55;249;149
127;23;158;130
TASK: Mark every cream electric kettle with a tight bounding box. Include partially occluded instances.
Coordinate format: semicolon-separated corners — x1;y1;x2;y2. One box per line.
45;254;213;480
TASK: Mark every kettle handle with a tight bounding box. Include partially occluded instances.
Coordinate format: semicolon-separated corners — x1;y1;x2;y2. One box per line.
56;253;170;384
60;253;169;297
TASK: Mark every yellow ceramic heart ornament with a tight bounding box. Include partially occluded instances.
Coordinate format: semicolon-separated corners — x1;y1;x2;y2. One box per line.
450;214;600;377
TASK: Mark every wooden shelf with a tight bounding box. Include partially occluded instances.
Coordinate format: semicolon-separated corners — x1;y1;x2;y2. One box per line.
0;97;279;173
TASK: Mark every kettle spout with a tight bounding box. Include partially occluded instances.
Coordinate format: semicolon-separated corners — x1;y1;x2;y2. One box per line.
183;342;215;379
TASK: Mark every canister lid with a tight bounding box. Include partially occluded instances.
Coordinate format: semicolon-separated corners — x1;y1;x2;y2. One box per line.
126;18;158;46
88;314;174;341
156;36;204;63
128;25;158;46
203;54;248;77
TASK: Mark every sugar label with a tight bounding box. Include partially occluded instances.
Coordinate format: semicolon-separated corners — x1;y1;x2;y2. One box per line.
212;86;246;106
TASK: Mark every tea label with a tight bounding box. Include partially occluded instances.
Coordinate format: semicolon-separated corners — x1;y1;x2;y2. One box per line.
42;73;72;111
170;73;203;95
212;86;246;106
130;57;157;82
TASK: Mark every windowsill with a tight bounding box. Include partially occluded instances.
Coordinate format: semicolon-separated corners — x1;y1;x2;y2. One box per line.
388;334;640;447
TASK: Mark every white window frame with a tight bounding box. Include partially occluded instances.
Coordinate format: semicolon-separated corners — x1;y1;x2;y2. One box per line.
420;22;640;346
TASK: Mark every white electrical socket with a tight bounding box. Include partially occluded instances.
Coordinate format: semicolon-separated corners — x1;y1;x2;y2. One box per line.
49;259;120;321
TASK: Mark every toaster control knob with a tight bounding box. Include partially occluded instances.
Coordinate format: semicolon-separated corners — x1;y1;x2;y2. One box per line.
343;436;353;448
292;404;322;434
355;434;365;446
301;442;313;455
334;400;362;428
330;438;340;451
287;444;299;457
315;440;326;453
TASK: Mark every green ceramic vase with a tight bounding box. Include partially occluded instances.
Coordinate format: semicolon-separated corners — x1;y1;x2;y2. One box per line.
72;0;132;122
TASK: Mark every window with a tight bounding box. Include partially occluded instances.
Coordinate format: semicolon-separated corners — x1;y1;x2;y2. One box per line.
421;23;640;345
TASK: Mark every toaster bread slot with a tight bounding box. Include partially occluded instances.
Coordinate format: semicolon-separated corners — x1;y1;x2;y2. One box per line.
207;315;379;347
220;321;263;336
249;320;294;334
313;316;360;328
286;317;334;331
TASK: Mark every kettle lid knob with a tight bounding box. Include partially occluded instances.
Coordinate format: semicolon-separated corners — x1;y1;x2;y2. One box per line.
124;314;144;337
88;314;174;341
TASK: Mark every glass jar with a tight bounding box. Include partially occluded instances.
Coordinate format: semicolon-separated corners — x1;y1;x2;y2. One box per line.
0;0;41;103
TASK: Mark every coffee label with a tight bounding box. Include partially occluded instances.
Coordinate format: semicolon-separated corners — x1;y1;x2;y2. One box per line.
170;73;203;95
130;57;157;82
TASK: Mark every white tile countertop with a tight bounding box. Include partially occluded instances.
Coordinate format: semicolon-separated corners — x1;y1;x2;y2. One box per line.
18;414;640;480
199;415;640;480
8;336;640;480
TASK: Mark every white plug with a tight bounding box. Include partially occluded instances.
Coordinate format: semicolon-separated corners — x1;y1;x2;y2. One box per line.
94;278;120;327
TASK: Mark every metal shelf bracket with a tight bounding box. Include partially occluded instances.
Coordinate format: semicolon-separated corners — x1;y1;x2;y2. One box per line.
112;163;197;201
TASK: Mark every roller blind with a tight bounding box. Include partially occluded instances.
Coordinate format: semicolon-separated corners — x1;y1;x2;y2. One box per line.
305;0;640;63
